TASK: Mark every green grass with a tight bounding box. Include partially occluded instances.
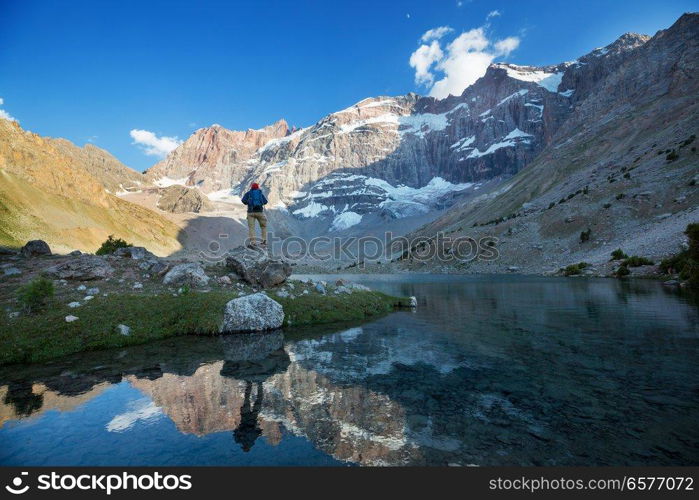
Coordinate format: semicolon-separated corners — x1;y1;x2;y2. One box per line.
0;290;407;366
276;291;411;327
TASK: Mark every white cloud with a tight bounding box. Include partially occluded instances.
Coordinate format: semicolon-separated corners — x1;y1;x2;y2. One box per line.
487;10;501;19
130;129;182;158
409;21;520;99
0;98;19;123
409;40;444;86
420;26;453;42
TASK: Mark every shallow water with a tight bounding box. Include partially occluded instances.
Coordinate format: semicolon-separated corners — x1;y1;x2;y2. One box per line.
1;274;698;466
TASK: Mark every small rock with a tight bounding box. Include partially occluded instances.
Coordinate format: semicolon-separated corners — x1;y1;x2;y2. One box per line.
20;240;52;257
3;267;21;276
8;311;20;319
276;289;290;298
218;275;232;285
335;286;351;294
65;315;79;322
87;287;99;295
315;283;326;294
113;246;155;260
67;302;81;308
133;282;143;289
117;324;131;336
150;261;170;277
163;263;210;287
564;217;575;223
69;250;82;256
507;266;521;272
83;295;94;301
663;280;680;287
302;290;309;295
77;285;87;291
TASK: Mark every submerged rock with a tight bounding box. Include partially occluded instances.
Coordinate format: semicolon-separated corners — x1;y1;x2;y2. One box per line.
225;246;291;288
45;255;114;280
220;292;284;333
163;263;210;287
20;240;52;257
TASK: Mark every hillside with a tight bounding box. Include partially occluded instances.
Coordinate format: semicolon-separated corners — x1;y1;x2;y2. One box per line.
0;120;182;255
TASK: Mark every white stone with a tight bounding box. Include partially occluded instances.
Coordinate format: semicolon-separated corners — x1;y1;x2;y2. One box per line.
117;324;131;336
65;315;79;322
67;302;81;308
220;292;284;333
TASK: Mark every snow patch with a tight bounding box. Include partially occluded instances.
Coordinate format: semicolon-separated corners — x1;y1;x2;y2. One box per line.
467;128;533;158
154;176;189;188
329;211;363;232
501;65;563;92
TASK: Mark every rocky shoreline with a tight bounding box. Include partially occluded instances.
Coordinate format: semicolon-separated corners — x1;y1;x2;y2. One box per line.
0;241;412;366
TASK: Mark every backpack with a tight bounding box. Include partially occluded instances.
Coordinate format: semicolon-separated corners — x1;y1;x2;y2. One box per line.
249;190;264;211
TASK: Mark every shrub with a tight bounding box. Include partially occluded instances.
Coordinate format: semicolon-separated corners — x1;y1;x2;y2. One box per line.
610;249;628;261
562;262;588;276
548;202;556;210
666;150;679;162
616;193;625;200
603;203;612;209
623;172;631;179
583;186;589;195
17;277;54;313
623;256;654;267
659;224;699;288
95;235;132;255
580;228;591;243
615;264;630;278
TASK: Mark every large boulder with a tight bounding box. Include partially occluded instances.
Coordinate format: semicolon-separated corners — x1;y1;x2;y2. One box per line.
162;262;209;287
220;293;284;333
219;331;290;382
45;255;114;280
225;246;291;288
113;246;156;260
20;240;52;257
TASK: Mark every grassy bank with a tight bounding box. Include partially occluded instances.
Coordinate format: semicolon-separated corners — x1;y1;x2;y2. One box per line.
0;290;407;366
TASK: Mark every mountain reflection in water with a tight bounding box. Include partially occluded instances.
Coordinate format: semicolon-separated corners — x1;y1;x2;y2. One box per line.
1;275;698;466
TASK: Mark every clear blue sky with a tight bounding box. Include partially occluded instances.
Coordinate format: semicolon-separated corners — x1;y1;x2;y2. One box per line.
1;0;696;171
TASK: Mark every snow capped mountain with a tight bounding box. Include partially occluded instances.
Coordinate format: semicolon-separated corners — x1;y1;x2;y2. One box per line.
145;31;652;234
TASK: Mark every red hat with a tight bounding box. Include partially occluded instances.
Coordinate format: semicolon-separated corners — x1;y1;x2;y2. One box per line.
251;183;259;189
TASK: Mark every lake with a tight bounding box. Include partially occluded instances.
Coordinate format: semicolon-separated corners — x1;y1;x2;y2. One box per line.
1;274;698;466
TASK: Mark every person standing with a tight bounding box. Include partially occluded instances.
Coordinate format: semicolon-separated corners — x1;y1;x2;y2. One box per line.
241;182;268;246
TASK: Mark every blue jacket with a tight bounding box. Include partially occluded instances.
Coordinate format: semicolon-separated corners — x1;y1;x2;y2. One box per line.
241;188;268;213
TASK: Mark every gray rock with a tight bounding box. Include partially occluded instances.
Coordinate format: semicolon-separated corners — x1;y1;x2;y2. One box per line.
45;256;114;281
507;266;521;272
83;295;94;301
77;285;87;291
218;275;232;285
163;263;210;287
3;267;21;276
114;246;156;260
21;240;52;257
86;287;100;295
334;286;351;294
347;282;371;292
225;246;291;288
663;279;680;286
315;283;326;294
67;302;81;308
117;324;131;336
150;261;170;277
8;311;20;319
276;289;290;298
69;250;82;256
220;292;284;333
65;315;79;322
133;282;143;289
